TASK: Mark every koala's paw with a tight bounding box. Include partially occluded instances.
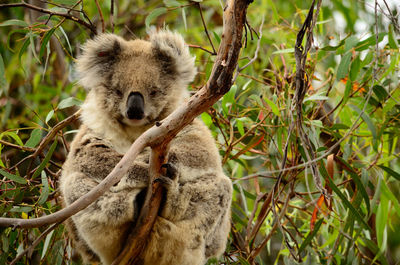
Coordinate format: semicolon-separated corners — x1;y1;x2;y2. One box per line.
161;163;178;180
154;163;178;188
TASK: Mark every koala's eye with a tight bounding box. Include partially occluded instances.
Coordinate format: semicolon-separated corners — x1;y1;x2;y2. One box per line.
116;89;123;97
150;90;158;97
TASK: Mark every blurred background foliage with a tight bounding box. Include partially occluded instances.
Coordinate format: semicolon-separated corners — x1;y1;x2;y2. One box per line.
0;0;399;264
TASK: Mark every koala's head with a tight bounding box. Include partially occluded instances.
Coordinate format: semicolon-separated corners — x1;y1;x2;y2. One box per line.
76;30;197;129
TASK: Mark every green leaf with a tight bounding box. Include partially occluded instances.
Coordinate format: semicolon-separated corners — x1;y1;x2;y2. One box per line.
355;32;386;51
330;124;349;130
145;8;167;28
236;256;251;265
37;171;49;205
3;131;23;146
378;165;400;181
163;0;181;7
336;157;370;214
361;52;374;67
349;104;377;150
31;140;57;179
344;35;359;52
264;97;280;116
349;56;361;81
201;112;212;127
181;7;187;30
9;206;33;213
57;97;82;109
0;169;27;184
222;85;237;114
19;37;31;67
58;26;72;54
0;53;6;94
41;230;55;259
272;48;294;54
298;218;323;253
45;110;55;123
336;52;352;80
325;176;370;230
0;19;28;27
372;85;388;102
28;32;40;62
376;195;388;248
388;25;398;49
236;119;244;135
25;129;42;148
52;0;79;5
39;28;56;59
212;31;221;44
303;94;329;102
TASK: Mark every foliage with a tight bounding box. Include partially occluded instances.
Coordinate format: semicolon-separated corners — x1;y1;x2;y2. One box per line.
0;0;400;264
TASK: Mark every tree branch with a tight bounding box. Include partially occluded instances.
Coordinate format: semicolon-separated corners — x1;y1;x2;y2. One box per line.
112;144;169;265
0;1;97;34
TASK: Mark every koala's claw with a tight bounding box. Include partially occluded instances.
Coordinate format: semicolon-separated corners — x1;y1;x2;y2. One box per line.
161;163;178;180
154;176;173;187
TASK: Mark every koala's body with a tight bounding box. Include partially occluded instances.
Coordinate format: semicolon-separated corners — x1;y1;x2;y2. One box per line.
60;30;232;265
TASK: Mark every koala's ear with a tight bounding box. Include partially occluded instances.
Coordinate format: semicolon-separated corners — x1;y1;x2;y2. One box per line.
76;34;126;90
149;29;197;85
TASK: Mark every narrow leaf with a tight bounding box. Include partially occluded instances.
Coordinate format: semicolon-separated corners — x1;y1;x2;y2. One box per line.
379;165;400;181
0;53;6;94
145;8;167;28
4;132;23;146
299;218;323;253
336;52;352;81
31;140;57;179
39;28;56;59
264;98;280;116
25;129;42;148
57;97;82;109
336;156;370;214
41;230;55;259
349;56;361;81
325;176;370;230
0;19;28;27
0;169;27;184
45;110;55;123
37;171;49;205
388;25;398;49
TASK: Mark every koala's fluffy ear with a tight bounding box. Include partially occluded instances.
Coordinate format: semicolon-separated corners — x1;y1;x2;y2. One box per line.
76;34;126;90
149;29;197;85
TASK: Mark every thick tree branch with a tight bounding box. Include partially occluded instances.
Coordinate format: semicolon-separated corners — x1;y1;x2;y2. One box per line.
112;144;169;265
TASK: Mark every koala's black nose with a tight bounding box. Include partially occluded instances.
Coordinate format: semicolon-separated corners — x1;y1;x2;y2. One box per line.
126;92;145;120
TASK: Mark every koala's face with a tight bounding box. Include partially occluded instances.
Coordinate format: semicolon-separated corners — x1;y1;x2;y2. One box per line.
107;54;171;127
77;31;196;127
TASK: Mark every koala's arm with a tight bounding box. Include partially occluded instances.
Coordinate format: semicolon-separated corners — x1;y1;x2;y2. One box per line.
60;127;149;226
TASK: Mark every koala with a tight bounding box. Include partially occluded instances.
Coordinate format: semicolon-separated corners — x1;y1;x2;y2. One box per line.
59;29;232;265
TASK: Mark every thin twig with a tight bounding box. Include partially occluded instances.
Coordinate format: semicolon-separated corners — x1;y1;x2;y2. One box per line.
233;16;265;82
188;43;215;55
0;1;96;34
94;0;105;33
0;139;35;152
198;3;217;55
110;0;115;33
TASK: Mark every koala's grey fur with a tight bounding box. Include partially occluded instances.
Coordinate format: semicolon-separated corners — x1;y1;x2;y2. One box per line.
60;30;232;265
